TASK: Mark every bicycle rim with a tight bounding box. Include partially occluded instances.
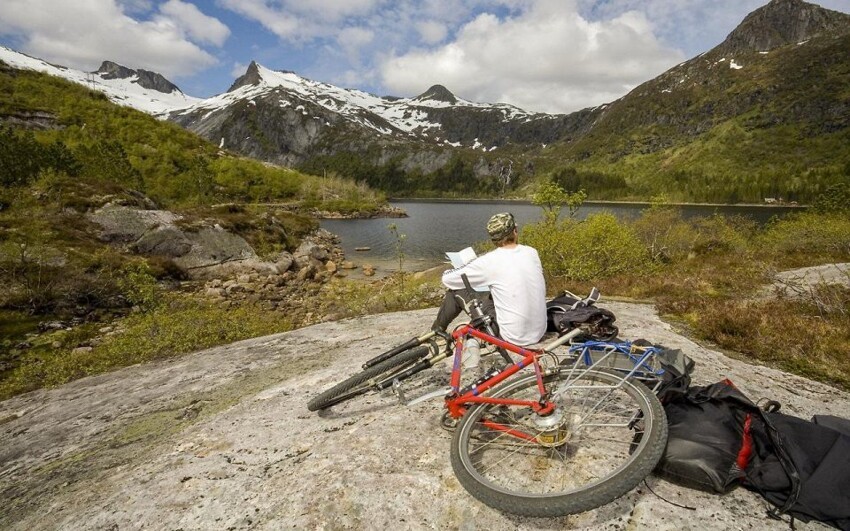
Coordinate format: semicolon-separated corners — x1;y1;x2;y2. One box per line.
450;369;666;517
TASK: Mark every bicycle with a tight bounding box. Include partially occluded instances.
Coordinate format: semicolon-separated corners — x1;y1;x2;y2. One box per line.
308;276;668;518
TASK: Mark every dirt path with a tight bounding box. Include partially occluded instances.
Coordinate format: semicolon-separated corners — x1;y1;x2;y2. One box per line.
2;303;848;530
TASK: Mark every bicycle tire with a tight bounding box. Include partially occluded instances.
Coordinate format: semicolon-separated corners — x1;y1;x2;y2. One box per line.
307;345;431;411
450;368;667;517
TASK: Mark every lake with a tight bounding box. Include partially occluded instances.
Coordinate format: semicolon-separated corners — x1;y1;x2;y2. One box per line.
321;200;802;275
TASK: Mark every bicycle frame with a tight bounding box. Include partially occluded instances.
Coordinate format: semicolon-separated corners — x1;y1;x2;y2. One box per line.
444;325;581;421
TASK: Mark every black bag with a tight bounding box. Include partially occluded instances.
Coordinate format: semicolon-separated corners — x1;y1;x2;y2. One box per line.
545;292;618;340
746;411;850;530
656;379;850;530
654;379;755;493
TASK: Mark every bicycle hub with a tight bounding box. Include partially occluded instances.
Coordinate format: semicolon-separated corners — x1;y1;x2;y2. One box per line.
533;407;570;447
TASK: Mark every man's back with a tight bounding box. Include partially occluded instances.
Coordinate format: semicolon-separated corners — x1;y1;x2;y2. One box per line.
441;244;546;345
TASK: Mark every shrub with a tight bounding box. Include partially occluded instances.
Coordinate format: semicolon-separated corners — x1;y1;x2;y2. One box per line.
812;182;850;214
118;261;160;311
0;295;294;398
692;215;755;255
632;207;697;263
757;211;850;259
523;213;651;281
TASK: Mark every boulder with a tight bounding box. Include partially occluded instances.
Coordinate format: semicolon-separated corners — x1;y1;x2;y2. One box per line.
297;264;317;281
132;226;192;257
274;251;295;273
87;205;180;243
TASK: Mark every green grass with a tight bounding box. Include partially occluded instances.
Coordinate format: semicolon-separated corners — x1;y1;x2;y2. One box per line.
0;294;294;400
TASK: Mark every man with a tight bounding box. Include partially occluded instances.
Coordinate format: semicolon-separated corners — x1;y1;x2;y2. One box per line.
431;212;547;346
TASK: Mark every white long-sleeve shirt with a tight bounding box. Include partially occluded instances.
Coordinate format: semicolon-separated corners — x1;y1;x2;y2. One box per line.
442;244;547;346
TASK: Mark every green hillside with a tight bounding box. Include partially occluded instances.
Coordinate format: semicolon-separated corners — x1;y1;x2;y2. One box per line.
535;32;850;203
0;61;384;210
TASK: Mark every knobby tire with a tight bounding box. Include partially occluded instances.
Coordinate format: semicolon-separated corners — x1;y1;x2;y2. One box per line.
307;345;430;411
450;368;667;517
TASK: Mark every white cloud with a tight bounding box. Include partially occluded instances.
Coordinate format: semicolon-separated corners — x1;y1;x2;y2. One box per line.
380;0;685;113
416;20;448;44
337;26;375;59
231;61;248;78
218;0;381;42
0;0;228;77
157;0;230;47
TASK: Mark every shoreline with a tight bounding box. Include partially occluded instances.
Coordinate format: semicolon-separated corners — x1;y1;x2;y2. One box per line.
388;197;808;209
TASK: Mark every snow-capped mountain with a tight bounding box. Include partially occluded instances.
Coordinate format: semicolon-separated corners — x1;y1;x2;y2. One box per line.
166;61;595;171
0;46;197;114
173;61;536;140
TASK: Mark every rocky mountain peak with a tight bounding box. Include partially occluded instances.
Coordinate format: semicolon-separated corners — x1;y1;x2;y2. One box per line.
95;60;181;94
718;0;850;54
96;60;135;80
228;61;262;92
413;84;458;104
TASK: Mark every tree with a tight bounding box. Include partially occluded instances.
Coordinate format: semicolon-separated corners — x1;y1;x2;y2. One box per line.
532;179;587;224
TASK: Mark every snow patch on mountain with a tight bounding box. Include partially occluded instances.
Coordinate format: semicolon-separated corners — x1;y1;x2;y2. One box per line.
171;62;534;139
0;46;197;114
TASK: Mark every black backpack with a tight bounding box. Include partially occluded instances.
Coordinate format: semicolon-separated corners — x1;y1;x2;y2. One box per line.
655;379;850;530
545;291;618;341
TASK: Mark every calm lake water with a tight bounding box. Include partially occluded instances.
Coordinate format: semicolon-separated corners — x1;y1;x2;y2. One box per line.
321;200;802;274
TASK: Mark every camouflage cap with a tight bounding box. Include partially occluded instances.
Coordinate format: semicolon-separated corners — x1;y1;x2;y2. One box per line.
486;212;517;241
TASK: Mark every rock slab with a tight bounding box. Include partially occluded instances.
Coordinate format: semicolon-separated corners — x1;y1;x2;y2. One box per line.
1;303;848;530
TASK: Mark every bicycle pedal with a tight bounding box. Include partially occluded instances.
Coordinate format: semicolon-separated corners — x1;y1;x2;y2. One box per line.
440;410;459;431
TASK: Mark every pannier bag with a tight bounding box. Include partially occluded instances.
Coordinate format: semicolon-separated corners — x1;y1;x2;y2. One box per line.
655;379;850;530
546;291;618;340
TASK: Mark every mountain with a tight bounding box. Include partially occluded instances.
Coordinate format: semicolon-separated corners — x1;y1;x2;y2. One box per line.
535;0;850;202
717;0;850;53
164;0;849;201
0;46;197;114
166;61;593;175
2;0;848;202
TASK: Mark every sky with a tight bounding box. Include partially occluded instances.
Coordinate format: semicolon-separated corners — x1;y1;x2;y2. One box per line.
0;0;848;114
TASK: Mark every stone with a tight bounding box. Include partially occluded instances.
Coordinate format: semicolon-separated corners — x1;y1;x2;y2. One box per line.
296;264;316;281
362;264;376;277
225;284;246;295
132;226;192;257
86;204;180;243
70;346;93;355
205;287;225;298
325;261;337;274
4;306;848;530
274;252;295;273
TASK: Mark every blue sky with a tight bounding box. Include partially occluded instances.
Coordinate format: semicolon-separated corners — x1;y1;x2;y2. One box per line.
1;0;848;113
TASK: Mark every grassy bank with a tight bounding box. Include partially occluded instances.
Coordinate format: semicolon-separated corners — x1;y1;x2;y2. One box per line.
2;204;848;399
524;203;850;389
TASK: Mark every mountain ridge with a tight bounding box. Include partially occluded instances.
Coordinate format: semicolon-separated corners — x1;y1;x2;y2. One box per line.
0;46;196;113
1;0;848;202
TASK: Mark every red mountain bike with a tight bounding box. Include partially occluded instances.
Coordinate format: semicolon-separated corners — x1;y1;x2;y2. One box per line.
308;276;667;517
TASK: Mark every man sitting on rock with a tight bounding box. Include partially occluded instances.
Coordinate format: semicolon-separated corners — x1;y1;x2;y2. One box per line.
431;212;547;358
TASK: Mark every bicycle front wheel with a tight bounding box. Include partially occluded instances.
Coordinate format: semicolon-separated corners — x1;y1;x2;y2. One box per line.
450;368;667;517
307;345;430;411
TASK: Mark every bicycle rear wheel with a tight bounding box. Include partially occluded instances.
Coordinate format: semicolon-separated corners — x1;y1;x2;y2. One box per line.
450;368;666;517
307;345;430;411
